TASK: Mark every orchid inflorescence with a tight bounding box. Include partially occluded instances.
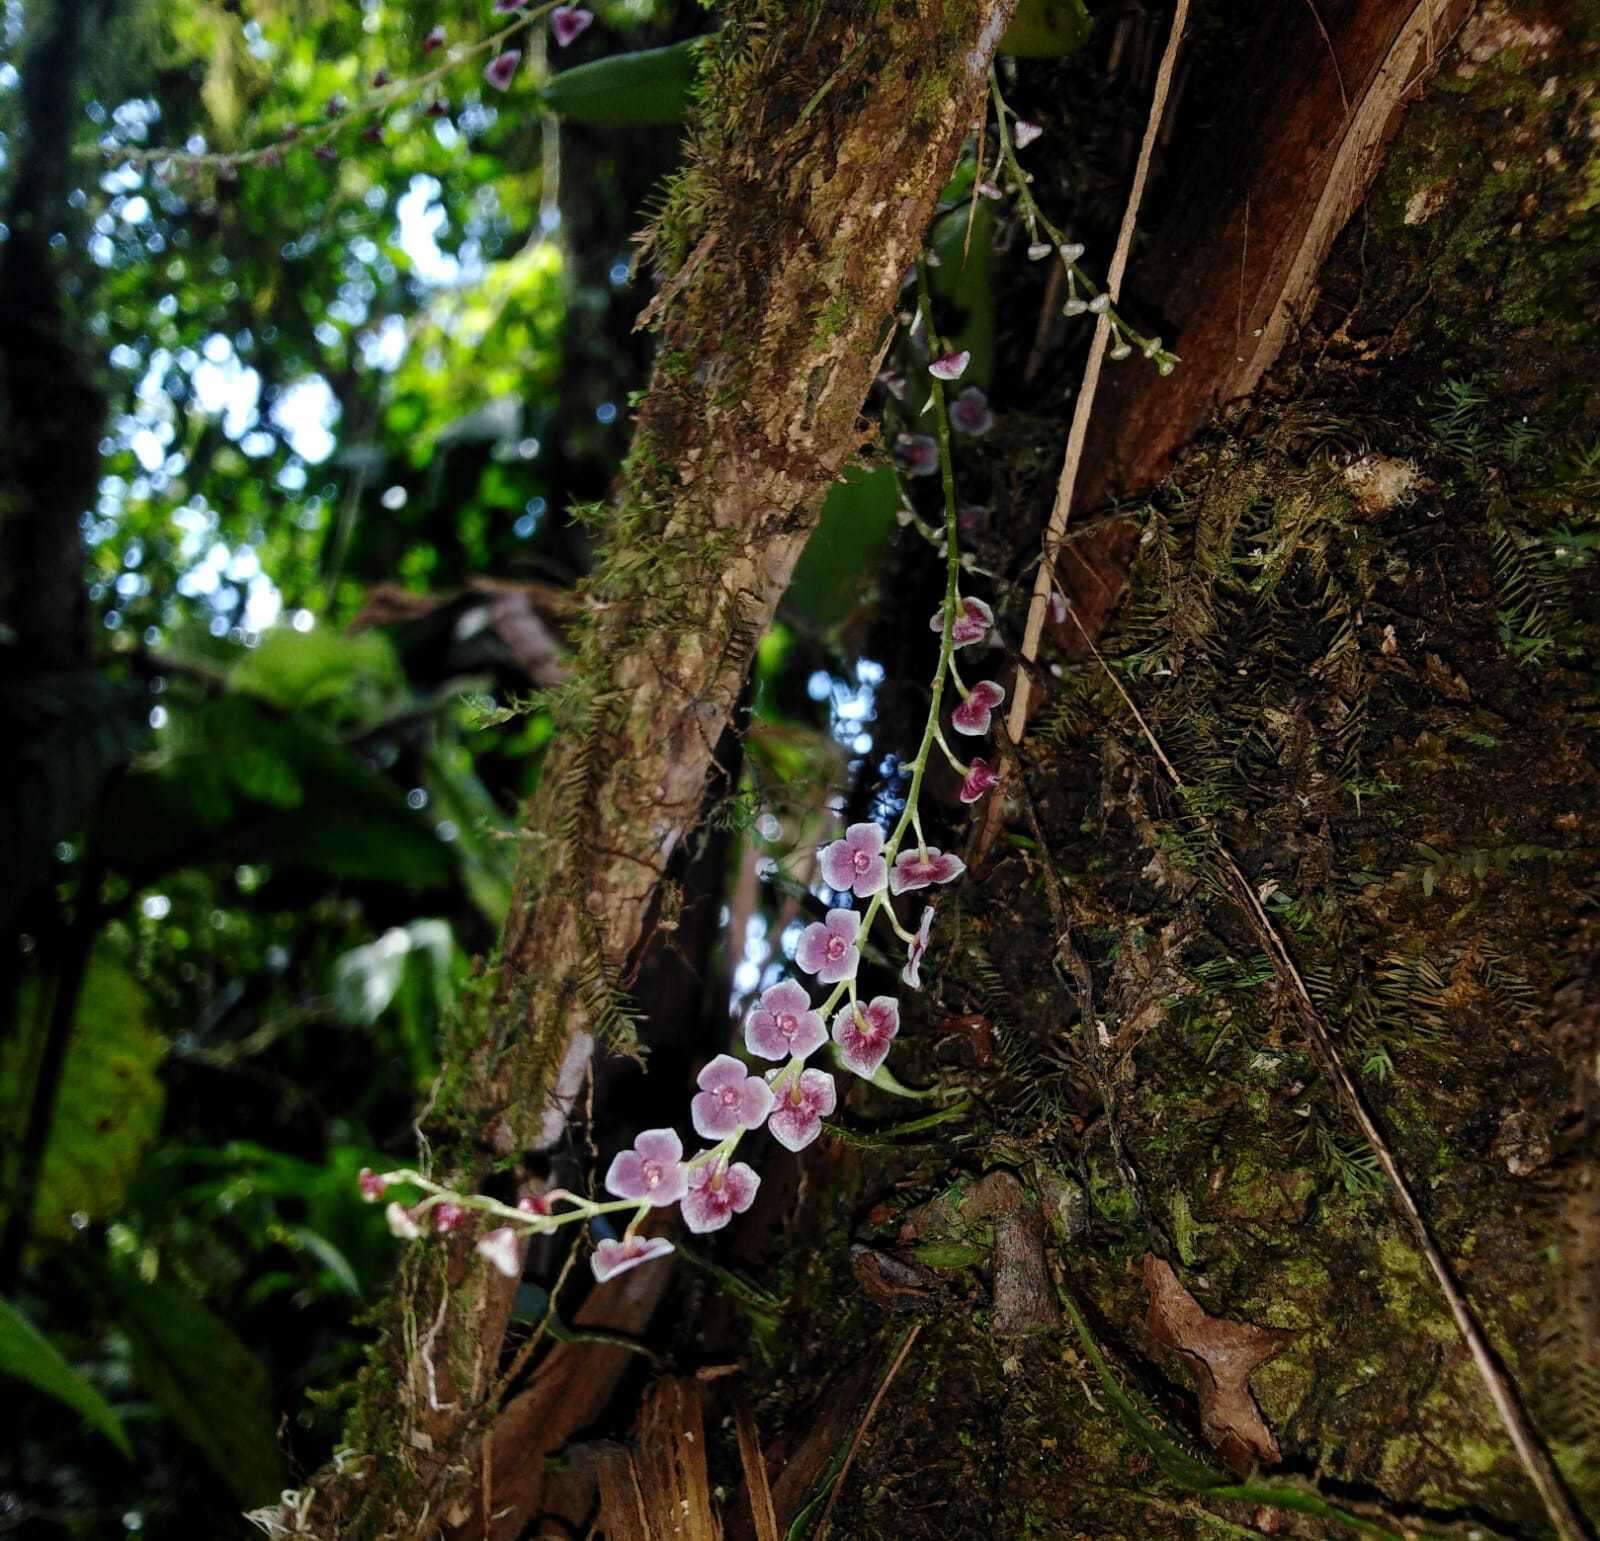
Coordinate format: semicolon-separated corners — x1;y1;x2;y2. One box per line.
362;261;1012;1289
987;73;1179;375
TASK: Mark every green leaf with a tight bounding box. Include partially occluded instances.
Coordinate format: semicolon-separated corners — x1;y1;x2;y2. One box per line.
0;952;166;1243
999;0;1094;58
229;626;406;729
0;1298;131;1457
539;39;701;124
785;465;901;632
108;1272;285;1506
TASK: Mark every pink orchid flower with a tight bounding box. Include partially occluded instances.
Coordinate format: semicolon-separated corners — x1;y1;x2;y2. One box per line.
591;1234;674;1283
483;50;521;90
1013;120;1044;148
949;387;994;437
691;1054;776;1140
550;5;593;46
796;907;861;985
929;595;993;648
894;432;939;477
682;1158;760;1233
831;995;901;1078
766;1067;837;1151
604;1128;688;1207
476;1226;521;1278
745;979;826;1061
385;1202;420;1239
432;1202;466;1234
422;25;446;52
929;350;970;381
820;821;888;898
902;905;935;989
889;847;966;895
959;757;999;805
952;680;1006;736
359;1167;392;1202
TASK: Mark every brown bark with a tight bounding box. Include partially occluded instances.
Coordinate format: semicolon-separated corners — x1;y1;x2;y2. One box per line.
289;5;1019;1536
1048;0;1475;649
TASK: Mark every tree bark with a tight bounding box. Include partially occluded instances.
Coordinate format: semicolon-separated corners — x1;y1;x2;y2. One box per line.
290;4;1018;1536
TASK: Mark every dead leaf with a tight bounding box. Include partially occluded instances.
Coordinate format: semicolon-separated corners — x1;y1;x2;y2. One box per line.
1143;1255;1292;1474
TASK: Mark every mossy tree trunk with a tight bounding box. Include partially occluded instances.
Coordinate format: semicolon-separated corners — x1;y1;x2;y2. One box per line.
291;4;1019;1537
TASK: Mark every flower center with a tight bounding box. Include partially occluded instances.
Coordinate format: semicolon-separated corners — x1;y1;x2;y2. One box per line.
852;848;871;872
826;935;846;960
719;1086;738;1106
777;1012;796;1038
642;1160;663;1188
788;1085;806;1108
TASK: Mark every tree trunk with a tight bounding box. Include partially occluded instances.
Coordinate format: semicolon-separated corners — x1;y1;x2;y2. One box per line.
715;6;1600;1539
290;4;1019;1536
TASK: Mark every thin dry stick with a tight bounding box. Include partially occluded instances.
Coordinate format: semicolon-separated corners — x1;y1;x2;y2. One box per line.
814;1323;923;1541
987;0;1189;853
1055;582;1591;1541
734;1397;781;1541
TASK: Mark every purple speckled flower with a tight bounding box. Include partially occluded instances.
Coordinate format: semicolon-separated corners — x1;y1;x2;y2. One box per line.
359;1167;392;1202
691;1054;776;1140
903;905;936;989
820;822;888;898
745;979;826;1061
930;350;970;381
476;1226;521;1278
889;847;966;896
796;907;861;986
832;996;900;1078
604;1129;688;1208
591;1235;674;1283
952;679;1005;736
550;5;593;46
894;433;939;477
929;595;993;648
483;50;522;90
959;757;1000;805
432;1202;466;1234
950;387;994;437
766;1067;837;1151
682;1158;760;1233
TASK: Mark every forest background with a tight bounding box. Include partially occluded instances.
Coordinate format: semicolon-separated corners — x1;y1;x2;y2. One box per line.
2;1;1598;1539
